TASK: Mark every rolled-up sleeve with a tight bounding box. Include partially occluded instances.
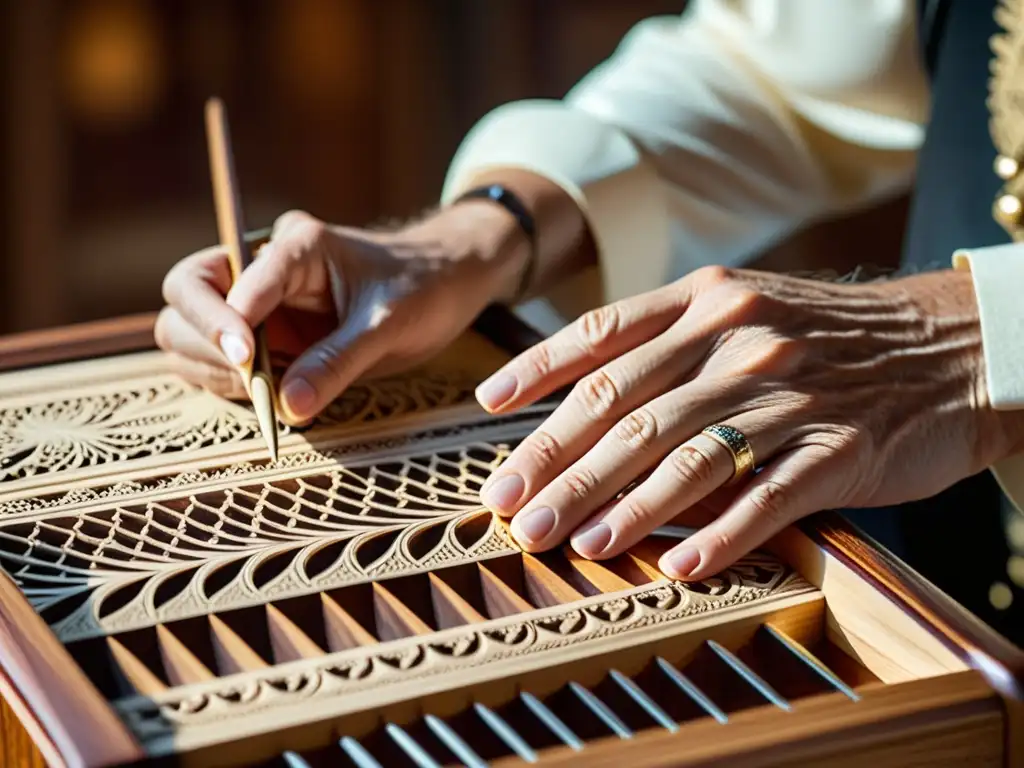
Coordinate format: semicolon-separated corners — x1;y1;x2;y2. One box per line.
442;0;929;317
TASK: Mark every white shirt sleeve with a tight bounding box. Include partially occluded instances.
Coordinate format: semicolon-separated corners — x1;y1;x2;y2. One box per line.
441;0;930;315
954;244;1024;514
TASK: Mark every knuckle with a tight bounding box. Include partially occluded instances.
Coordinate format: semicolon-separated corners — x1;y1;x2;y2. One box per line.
749;337;804;375
706;530;735;560
729;287;770;320
619;496;654;528
313;345;347;386
562;466;599;502
574;369;621;420
273;209;310;233
694;265;733;287
524;343;553;380
153;309;174;351
576;304;623;353
668;444;717;486
525;430;561;472
161;260;186;304
746;479;791;526
614;408;659;451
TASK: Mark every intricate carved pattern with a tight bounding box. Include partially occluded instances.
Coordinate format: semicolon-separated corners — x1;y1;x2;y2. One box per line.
0;382;259;483
0;370;481;493
0;411;545;517
113;559;813;751
0;442;515;641
316;372;476;425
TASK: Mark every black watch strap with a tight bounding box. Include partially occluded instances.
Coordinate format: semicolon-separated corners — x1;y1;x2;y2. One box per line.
452;184;537;303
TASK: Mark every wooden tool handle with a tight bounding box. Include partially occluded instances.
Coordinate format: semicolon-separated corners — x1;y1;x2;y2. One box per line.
204;98;254;284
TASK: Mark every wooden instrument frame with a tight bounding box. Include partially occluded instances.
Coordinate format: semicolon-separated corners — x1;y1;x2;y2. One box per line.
0;310;1022;768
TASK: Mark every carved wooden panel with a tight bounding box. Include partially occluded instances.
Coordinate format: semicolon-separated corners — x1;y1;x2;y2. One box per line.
0;320;1019;767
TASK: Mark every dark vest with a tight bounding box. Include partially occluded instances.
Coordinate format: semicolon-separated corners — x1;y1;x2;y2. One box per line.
849;0;1022;644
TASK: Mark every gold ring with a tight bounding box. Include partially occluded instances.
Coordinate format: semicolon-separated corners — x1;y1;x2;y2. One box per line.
701;424;755;483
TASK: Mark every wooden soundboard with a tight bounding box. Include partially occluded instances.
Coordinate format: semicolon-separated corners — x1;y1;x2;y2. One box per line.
0;309;1021;768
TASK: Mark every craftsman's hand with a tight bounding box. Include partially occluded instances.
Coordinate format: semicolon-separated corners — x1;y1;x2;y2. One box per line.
157;205;527;424
476;266;1024;581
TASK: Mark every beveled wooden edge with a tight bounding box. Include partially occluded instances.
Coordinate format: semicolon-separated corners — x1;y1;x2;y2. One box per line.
0;569;143;767
0;304;543;375
801;511;1024;700
0;662;62;768
0;313;158;373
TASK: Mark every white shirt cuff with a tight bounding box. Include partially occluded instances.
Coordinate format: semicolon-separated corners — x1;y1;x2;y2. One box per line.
953;242;1024;410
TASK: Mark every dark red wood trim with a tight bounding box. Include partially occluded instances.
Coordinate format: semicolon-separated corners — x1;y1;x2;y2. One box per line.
0;313;158;373
0;305;542;374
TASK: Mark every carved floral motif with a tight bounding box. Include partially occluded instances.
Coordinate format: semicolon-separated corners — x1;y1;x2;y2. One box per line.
0;370;481;492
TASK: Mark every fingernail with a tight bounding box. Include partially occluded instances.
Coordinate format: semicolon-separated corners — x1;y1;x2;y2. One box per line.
219;333;250;365
572;522;612;556
482;474;524;512
661;546;701;579
514;507;555;544
476;373;517;411
282;377;316;418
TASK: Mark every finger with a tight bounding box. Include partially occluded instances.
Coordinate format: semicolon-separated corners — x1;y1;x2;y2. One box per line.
166;352;247;399
278;301;395;423
507;378;745;553
567;433;732;558
227;212;335;326
474;284;691;414
480;325;714;517
162;248;254;366
569;409;789;559
658;446;841;581
155;307;232;367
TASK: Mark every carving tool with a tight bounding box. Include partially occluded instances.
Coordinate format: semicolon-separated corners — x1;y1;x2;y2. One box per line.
204;97;279;461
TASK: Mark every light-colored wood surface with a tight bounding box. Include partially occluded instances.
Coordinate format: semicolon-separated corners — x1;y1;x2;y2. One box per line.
107;637;168;697
156;625;215;686
766;528;967;682
208;616;268;674
321;593;377;651
266;605;325;661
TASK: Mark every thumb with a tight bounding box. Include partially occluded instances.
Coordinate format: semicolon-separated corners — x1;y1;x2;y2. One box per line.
226;211;334;327
277;290;398;423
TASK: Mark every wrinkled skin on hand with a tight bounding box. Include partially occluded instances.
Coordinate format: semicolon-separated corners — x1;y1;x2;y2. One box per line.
474;266;1024;581
157;208;518;424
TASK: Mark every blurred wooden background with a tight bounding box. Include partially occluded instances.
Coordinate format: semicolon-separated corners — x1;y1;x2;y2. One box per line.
0;0;906;336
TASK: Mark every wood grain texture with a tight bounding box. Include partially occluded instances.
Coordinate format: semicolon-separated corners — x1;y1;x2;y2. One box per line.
0;569;142;767
801;512;1024;698
0;675;49;768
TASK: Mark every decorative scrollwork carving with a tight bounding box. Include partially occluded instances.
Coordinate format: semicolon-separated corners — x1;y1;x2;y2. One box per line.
113;568;813;753
0;441;517;641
